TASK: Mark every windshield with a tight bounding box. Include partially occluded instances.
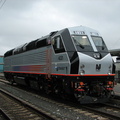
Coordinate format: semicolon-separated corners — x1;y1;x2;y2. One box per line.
91;36;108;52
72;35;93;52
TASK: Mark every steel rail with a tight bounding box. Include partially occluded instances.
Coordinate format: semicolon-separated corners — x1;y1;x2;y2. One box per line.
0;88;61;120
0;109;11;120
81;105;120;120
1;78;120;120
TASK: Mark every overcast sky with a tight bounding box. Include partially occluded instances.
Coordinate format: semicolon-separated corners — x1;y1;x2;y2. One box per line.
0;0;120;55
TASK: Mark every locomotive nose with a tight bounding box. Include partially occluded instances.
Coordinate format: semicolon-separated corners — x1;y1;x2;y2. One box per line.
78;52;113;75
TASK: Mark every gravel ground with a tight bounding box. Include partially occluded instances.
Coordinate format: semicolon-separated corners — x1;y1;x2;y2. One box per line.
0;81;102;120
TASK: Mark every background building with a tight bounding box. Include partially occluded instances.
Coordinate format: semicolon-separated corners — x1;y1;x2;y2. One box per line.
0;56;4;72
110;49;120;83
115;56;120;83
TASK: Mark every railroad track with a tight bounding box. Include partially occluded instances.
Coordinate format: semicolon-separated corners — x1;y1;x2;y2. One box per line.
0;79;107;120
0;78;120;120
0;109;10;120
81;103;120;120
114;95;120;100
0;88;61;120
76;94;120;120
109;96;120;106
0;73;5;79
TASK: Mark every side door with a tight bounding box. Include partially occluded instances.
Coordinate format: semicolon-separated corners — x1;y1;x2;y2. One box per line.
52;35;68;74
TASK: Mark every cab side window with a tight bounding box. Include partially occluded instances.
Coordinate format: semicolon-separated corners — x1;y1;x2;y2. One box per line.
53;36;65;53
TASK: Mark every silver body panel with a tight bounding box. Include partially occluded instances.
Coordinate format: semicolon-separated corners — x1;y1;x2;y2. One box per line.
4;47;47;73
78;52;113;75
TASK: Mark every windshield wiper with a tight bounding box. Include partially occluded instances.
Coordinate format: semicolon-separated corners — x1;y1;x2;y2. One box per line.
78;44;84;49
73;39;84;49
102;46;105;50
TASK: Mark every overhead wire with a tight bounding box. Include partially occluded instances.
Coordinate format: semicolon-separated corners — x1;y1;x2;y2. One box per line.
0;0;7;10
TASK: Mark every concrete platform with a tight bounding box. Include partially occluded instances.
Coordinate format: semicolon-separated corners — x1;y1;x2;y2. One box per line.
0;72;3;75
114;83;120;96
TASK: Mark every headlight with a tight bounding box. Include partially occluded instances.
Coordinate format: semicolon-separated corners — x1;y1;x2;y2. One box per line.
108;65;112;75
80;70;85;75
108;70;111;75
93;52;101;59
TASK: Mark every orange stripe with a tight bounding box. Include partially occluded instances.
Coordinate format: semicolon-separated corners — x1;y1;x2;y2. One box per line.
4;71;115;77
83;74;115;76
51;73;115;76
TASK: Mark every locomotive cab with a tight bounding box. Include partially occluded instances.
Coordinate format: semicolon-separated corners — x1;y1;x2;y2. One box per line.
51;26;115;103
67;26;115;103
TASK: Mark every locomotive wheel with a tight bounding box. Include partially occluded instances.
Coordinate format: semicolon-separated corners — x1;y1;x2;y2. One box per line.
9;78;14;85
54;85;61;94
44;81;52;94
110;90;115;98
106;90;115;98
44;85;51;94
39;81;44;91
74;91;86;101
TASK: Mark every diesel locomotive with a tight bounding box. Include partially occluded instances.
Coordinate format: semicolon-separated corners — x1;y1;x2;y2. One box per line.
4;26;115;103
